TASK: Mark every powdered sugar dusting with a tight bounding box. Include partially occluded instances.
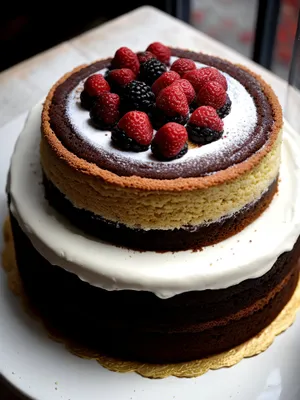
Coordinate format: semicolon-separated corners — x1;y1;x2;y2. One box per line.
66;57;257;175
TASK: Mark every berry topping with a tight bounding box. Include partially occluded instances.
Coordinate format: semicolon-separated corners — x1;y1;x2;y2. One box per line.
189;106;224;131
153;85;189;129
121;80;155;114
146;42;171;65
171;79;196;104
217;94;232;119
112;111;153;152
80;74;111;110
156;85;189;116
106;68;135;93
139;58;167;86
80;90;95;110
183;67;227;92
187;106;224;145
111;47;140;75
151;123;188;161
137;51;156;64
84;74;110;97
151;71;180;96
170;58;197;77
196;81;227;109
90;92;120;129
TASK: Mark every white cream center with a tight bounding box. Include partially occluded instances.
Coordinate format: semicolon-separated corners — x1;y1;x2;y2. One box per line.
65;58;257;172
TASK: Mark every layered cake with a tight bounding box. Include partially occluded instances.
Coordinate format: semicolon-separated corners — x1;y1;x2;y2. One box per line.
7;43;300;363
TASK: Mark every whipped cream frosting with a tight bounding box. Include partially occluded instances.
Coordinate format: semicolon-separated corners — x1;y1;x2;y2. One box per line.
65;57;257;176
9;103;300;298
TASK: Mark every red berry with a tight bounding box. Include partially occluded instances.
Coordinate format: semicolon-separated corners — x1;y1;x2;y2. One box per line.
90;93;120;128
171;58;196;77
146;42;171;65
137;51;156;64
118;111;153;145
111;47;140;75
152;123;188;159
107;68;135;88
84;74;110;97
196;81;227;109
171;79;195;104
183;67;227;92
156;85;189;117
189;106;224;132
215;73;227;91
151;71;180;96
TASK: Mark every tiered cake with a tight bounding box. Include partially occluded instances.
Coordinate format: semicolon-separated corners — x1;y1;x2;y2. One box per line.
7;43;300;363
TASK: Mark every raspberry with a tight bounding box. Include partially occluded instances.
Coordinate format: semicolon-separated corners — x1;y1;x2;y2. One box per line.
154;85;189;129
106;69;135;93
196;81;227;109
151;71;180;96
146;42;171;65
187;106;224;145
84;74;110;96
156;85;189;116
171;79;195;104
217;94;232;118
183;67;227;92
81;74;110;110
170;58;196;77
111;111;153;152
151;123;188;161
189;106;223;131
121;80;155;115
111;47;140;75
139;58;167;86
90;93;120;129
137;51;156;64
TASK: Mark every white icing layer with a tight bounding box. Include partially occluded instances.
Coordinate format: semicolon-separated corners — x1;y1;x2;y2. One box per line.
65;57;257;175
9;104;300;298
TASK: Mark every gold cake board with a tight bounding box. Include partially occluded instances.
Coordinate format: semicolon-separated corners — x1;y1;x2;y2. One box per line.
2;218;300;379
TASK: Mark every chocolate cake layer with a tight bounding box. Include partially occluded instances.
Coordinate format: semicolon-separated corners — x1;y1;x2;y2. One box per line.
10;213;300;363
49;48;274;179
43;173;278;251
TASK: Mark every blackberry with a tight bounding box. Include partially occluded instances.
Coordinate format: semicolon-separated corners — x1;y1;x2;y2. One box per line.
151;142;188;161
111;127;149;152
121;80;155;114
186;124;223;145
80;90;96;110
189;100;198;113
217;95;232;119
152;107;189;130
139;59;167;85
104;69;111;79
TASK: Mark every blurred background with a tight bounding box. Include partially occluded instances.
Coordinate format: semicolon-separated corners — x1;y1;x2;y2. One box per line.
0;0;299;78
191;0;298;79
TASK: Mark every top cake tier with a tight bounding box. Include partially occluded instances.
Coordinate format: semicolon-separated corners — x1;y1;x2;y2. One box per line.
41;44;282;251
44;48;278;180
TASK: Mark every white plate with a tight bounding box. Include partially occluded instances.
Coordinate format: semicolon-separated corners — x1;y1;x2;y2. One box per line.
1;115;300;400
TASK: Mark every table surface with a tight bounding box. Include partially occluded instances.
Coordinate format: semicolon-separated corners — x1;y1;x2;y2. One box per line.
0;6;289;400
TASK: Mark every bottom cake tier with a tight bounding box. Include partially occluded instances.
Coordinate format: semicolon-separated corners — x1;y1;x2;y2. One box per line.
10;213;300;363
